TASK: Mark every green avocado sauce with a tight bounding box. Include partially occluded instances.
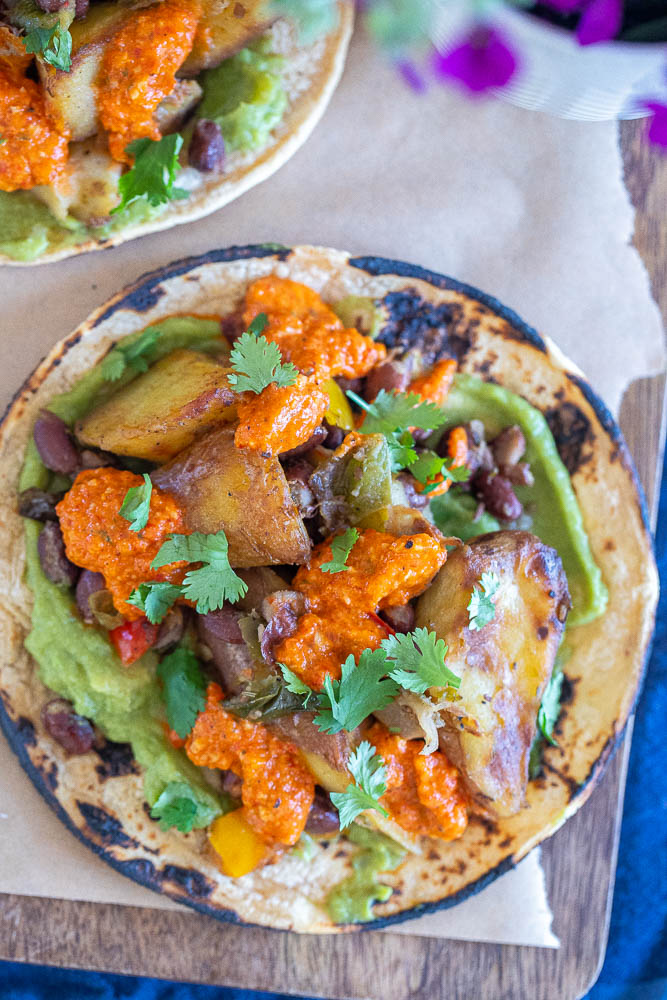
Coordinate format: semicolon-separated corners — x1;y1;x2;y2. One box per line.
326;825;406;924
0;40;287;261
20;317;228;830
431;372;607;626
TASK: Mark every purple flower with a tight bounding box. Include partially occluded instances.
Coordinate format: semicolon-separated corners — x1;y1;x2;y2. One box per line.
396;58;427;93
576;0;622;45
642;102;667;150
433;25;519;95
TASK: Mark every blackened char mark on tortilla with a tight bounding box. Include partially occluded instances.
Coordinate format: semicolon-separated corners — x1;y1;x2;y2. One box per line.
162;864;215;898
94;740;140;780
93;245;291;326
376;290;468;366
77;801;142;850
544;401;595;475
16;716;36;746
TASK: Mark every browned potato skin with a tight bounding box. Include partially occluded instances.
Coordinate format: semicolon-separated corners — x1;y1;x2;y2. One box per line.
76;350;236;462
179;0;274;77
416;531;570;817
152;425;311;568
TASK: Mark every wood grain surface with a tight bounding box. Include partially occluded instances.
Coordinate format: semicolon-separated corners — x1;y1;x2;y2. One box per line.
1;119;665;1000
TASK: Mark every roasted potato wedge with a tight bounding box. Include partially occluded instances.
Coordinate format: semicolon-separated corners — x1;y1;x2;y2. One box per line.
416;531;570;817
76;350;236;461
179;0;273;77
32;136;122;224
152;424;311;567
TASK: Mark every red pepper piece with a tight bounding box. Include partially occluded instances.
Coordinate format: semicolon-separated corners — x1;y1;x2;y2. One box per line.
110;619;159;666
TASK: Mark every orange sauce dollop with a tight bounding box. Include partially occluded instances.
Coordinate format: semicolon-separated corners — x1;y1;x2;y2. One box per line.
99;0;201;163
275;528;447;689
368;722;468;841
56;468;186;620
186;683;315;847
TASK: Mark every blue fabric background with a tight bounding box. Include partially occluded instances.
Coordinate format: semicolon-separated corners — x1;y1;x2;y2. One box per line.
2;464;666;1000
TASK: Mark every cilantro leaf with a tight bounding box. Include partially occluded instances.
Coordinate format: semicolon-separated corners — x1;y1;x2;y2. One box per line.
330;741;388;828
537;660;564;746
314;648;399;734
24;25;72;72
152;531;248;614
408;450;471;492
320;527;359;574
382;627;461;693
352;389;446;437
467;571;500;630
386;429;418;473
101;327;161;381
112;135;188;215
119;473;152;533
127;581;182;625
157;647;207;739
150;781;199;833
227;319;298;394
279;664;314;707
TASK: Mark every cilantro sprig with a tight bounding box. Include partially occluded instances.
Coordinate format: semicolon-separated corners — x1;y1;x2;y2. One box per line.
157;647;207;739
150;781;199;833
112;135;188;215
314;649;400;734
319;527;359;574
127;581;182;624
119;474;152;533
408;449;470;494
330;741;388;828
152;531;248;614
347;388;447;473
101;327;161;381
23;25;72;72
228;314;298;394
467;571;500;631
381;627;461;693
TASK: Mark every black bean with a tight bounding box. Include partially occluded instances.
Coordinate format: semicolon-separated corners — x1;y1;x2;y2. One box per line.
37;522;79;586
306;788;340;834
78;448;117;471
75;570;106;623
75;0;89;16
18;487;62;522
188;120;225;173
42;699;94;755
33;410;79;476
381;604;415;633
322;421;345;450
397;472;429;509
335;376;363;395
475;470;523;521
220;769;242;799
279;425;327;460
363;360;409;401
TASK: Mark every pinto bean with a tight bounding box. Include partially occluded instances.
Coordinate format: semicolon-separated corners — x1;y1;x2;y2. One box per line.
18;488;62;522
38;522;79;586
381;603;415;634
33;410;79;476
42;699;95;755
188;120;225;173
260;593;302;664
491;425;526;467
75;570;106;623
306;788;340;834
363;360;409;401
500;461;534;487
475;470;523;522
397;472;429;509
280;425;327;460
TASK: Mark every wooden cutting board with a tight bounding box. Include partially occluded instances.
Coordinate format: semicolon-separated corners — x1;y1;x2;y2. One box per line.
1;119;665;1000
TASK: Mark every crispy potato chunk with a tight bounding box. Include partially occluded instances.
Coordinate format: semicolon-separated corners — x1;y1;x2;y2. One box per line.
76;349;236;462
416;531;570;817
152;424;311;567
179;0;273;77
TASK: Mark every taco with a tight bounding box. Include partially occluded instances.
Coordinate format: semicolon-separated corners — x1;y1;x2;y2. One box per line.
0;244;657;931
0;4;351;265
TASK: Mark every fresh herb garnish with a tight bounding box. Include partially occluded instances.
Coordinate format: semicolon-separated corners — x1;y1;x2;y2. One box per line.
314;648;400;734
101;326;161;381
330;741;389;828
23;25;72;72
382;627;460;693
112;134;188;215
279;664;315;707
467;571;500;631
225;672;306;720
228;315;298;394
320;527;359;574
347;388;446;473
119;473;152;533
408;450;470;493
537;660;564;746
152;531;248;614
150;781;199;833
157;647;207;739
127;581;182;624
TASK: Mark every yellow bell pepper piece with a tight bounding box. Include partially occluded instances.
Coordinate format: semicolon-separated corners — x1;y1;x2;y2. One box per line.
324;379;354;430
209;810;268;878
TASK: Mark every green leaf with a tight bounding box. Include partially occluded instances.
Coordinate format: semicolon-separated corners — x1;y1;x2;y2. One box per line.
23;25;72;71
119;473;152;532
112;135;188;215
467;571;500;631
127;581;182;625
152;531;248;614
314;648;399;734
227;320;298;394
408;450;471;490
330;741;388;828
382;627;460;693
279;664;314;707
537;661;564;747
224;672;307;720
150;781;199;832
100;326;161;382
157;647;207;739
320;527;359;574
355;389;446;437
386;429;418;473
